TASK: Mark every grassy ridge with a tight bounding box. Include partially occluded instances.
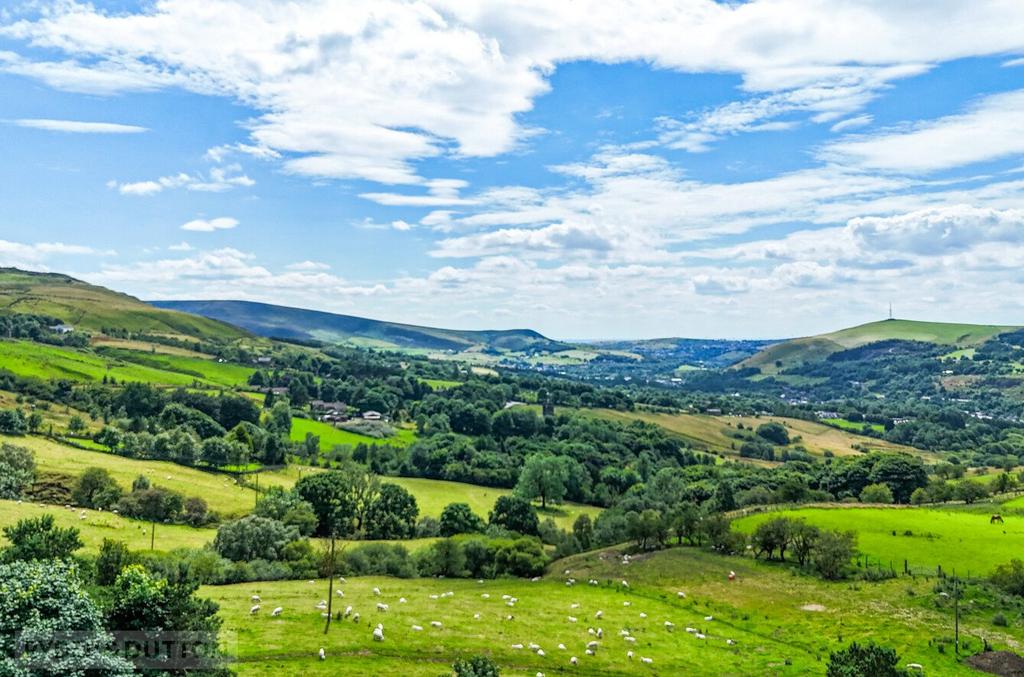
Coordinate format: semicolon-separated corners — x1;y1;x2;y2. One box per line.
0;340;207;385
96;346;255;387
209;544;1008;676
289;418;418;451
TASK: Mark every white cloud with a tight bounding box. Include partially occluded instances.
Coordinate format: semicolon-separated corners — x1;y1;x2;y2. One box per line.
5;1;1024;185
181;217;238;232
830;114;872;133
168;241;193;251
9;118;147;133
0;239;112;269
110;164;254;195
286;260;330;271
824;89;1024;172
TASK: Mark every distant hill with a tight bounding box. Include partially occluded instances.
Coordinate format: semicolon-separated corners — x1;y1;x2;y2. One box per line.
0;268;248;341
150;299;570;353
741;319;1019;374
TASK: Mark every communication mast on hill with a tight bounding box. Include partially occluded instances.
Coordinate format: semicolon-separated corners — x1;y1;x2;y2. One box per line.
888;302;894;320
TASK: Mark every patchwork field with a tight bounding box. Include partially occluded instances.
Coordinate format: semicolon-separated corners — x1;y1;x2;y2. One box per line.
587;409;919;459
95;346;255;387
208;545;1012;676
734;506;1022;575
0;390;100;432
289;417;418;451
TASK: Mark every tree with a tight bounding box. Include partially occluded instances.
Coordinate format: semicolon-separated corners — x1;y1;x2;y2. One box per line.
364;483;419;539
489;495;540;536
859;482;894;504
96;539;137;586
453;655;500;677
182;496;210;527
26;411;43;434
514;453;568;508
868;455;928;504
954;479;989;504
420;538;466;577
756;422;790;445
67;415;86;436
827;641;907;677
0;443;35;500
789;520;820;567
0;409;27;435
439;502;486;537
1;514;83;562
294;464;380;536
573;513;593;551
813;529;857;580
255;486;318;536
267;401;292;436
991;559;1024;596
751;517;792;561
213;515;300;562
0;560;133;676
71;467;123;510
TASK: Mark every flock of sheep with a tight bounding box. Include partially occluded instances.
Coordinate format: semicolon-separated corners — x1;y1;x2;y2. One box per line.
244;555;740;672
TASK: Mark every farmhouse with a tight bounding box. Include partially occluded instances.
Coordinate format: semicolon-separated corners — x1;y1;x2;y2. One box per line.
49;323;74;334
362;410;384;421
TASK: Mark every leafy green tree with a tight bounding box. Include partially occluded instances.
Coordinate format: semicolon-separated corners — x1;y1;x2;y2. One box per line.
491;537;546;577
572;513;593;551
267;401;292;436
419;538;466;577
294;464;380;536
991;559;1024;596
751;517;792;561
182;496;210;527
364;483;419;539
255;486;319;536
756;422;790;445
67;415;87;436
96;539;137;586
439;502;486;536
0;409;27;435
827;641;907;677
813;529;857;580
0;443;35;500
116;486;183;523
94;426;122;449
213;515;300;562
0;560;133;676
25;411;43;434
859;482;894;504
1;514;83;562
868;455;928;504
954;479;989;504
71;467;123;510
789;520;820;567
489;495;540;536
515;453;569;508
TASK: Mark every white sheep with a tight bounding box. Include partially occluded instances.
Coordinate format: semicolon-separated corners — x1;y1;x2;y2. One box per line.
624;636;636;643
528;643;540;650
536;649;545;657
726;639;736;646
704;615;714;621
251;595;261;603
343;605;353;617
481;593;490;599
557;643;566;650
640;657;653;664
430;621;443;628
531;576;541;582
430;594;439;600
621;580;629;588
639;612;647;619
623;601;631;607
588;628;595;635
587;641;598;649
570;602;580;609
695;633;706;640
318;648;325;661
627;650;634;659
595;610;603;619
338;577;346;584
664;621;674;629
677;591;686;598
686;627;697;634
411;625;423;631
585;649;595;656
352;612;360;623
570;656;578;665
473;613;481;620
596;628;604;638
272;607;283;617
373;587;381;596
376;602;389;612
249;604;260;615
372;624;384;641
511;644;524;650
399;597;407;604
336;589;344;597
906;664;924;671
502;594;511;600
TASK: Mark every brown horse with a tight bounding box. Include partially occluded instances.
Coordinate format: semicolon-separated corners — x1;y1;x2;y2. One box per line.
991;514;1005;524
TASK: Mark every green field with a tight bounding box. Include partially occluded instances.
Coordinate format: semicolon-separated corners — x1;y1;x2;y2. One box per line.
7;434;259;519
259;466;601;530
586;409;919;460
96;346;255;387
822;418;886;434
422;378;461;390
207;545;1012;675
0;497;216;552
290;417;418;450
735;506;1022;575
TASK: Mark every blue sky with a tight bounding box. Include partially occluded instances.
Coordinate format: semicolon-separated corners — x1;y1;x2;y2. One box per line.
2;1;1024;340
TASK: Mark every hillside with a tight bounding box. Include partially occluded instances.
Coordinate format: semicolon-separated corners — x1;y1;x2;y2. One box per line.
151;299;570;352
0;268;248;341
741;318;1018;374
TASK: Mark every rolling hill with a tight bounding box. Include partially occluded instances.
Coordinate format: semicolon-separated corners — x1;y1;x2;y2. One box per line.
740;318;1018;374
0;268;248;341
150;299;571;352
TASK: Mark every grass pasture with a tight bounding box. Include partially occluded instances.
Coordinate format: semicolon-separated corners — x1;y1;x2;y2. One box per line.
5;435;259;519
0;339;206;385
822;417;886;434
734;506;1022;575
587;409;919;459
209;545;1012;676
289;417;418;450
0;497;215;552
0;390;100;433
96;346;254;387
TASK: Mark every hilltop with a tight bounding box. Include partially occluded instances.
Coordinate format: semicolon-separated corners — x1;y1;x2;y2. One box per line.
151;299;571;353
740;318;1018;374
0;268;248;341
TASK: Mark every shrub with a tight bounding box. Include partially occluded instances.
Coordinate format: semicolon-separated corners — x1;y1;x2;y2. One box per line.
1;514;83;562
0;443;35;499
826;641;906;677
991;559;1024;597
488;495;539;536
71;467;123;510
993;613;1008;627
342;543;416;578
213;515;300;562
453;655;500;677
439;502;486;536
96;539;137;586
859;483;894;504
756;422;790;445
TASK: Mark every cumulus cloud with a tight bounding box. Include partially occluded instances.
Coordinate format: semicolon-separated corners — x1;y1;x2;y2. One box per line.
5;1;1024;185
180;217;238;232
286;260;330;271
847;205;1024;254
8;118;147;133
109;164;254;195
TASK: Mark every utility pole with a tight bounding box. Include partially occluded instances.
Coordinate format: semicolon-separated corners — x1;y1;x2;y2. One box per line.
150;520;156;551
324;534;336;635
254;472;260;508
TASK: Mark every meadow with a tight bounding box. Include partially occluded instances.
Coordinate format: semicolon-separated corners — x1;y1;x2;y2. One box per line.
0;389;100;432
822;417;886;434
289;417;418;451
586;409;920;459
0;339;202;385
96;346;255;387
734;506;1021;575
207;545;1012;676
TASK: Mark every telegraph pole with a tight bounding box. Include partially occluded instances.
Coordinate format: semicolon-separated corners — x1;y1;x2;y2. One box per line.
954;568;960;656
324;534;336;634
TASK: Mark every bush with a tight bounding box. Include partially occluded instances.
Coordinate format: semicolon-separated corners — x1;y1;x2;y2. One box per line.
827;641;906;677
96;539;137;586
491;537;546;577
439;502;486;536
1;514;83;563
756;422;790;445
214;515;301;562
993;612;1008;627
488;495;539;536
416;538;466;577
991;559;1024;596
342;543;416;578
453;655;500;677
859;483;894;504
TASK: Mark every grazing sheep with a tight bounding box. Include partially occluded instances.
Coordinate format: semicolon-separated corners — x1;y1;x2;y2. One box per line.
623;601;631;607
343;605;352;617
686;627;697;634
570;657;578;665
372;624;384;641
585;649;595;656
430;621;443;628
627;650;634;659
352;613;360;623
399;597;407;604
596;628;604;639
249;605;260;615
502;594;511;600
624;636;636;643
728;571;736;581
338;577;346;584
558;643;566;650
570;603;580;609
473;613;481;619
641;657;653;664
376;603;389;612
251;595;261;603
430;594;439;600
318;648;325;661
726;639;736;646
695;633;706;640
336;589;344;597
506;614;514;621
588;628;595;635
536;673;545;677
528;643;540;650
587;641;599;649
272;607;283;617
621;580;629;588
906;664;923;671
595;610;603;619
588;579;599;586
481;593;491;599
373;587;381;596
677;591;686;598
411;625;423;631
511;644;524;650
704;615;713;621
639;612;647;619
664;621;674;629
537;649;546;657
531;576;541;582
